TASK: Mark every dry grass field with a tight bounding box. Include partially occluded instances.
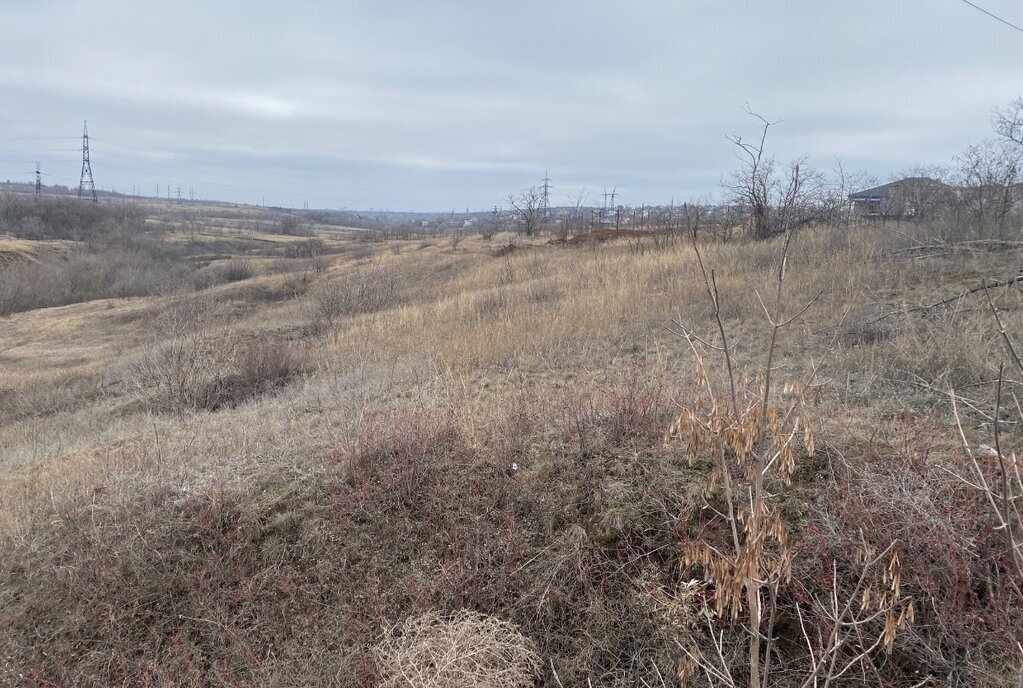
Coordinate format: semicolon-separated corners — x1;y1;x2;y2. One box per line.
1;194;1022;686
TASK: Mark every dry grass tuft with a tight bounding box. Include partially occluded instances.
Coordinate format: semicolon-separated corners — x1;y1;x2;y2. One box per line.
374;610;540;688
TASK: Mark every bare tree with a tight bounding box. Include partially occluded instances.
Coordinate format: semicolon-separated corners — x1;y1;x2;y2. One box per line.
994;96;1023;149
954;140;1021;234
725;108;814;239
507;186;544;237
817;159;876;227
725;108;774;239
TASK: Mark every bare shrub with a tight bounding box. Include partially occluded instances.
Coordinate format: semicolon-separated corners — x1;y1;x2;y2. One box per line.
192;259;253;290
669;227;911;687
0;248;190;316
0;194;145;241
284;237;325;259
219;259;253;283
308;268;398;330
798;447;1022;683
131;301;237;412
232;339;308;393
374;611;539;688
275;214;310;236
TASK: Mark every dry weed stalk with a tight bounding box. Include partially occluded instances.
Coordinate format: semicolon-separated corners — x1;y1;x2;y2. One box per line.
948;283;1023;582
948;362;1023;685
669;224;911;688
373;610;539;688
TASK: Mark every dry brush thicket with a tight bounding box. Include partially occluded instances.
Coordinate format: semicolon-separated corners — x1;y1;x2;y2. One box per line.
0;201;1022;687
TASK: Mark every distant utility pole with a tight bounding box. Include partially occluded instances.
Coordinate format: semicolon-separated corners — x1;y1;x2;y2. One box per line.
189;187;195;202
540;170;552;222
599;187;616;225
176;185;181;202
35;162;41;196
77;121;97;202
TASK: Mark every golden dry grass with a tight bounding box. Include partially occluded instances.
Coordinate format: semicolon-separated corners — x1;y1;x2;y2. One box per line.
0;235;77;265
2;212;1023;685
2;221;1018;540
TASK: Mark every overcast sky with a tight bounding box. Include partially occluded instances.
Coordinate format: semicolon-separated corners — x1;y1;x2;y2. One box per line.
1;0;1021;211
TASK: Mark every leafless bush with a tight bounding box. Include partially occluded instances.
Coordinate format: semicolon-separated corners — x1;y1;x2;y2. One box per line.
219;259;253;282
192;259;253;290
284;237;326;259
132;313;309;413
307;268;399;330
374;611;539;688
275;214;310;236
131;301;238;412
0;194;146;241
0;249;190;316
233;339;308;393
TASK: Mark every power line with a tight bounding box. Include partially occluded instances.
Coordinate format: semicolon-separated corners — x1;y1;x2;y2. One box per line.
957;0;1023;33
0;159;77;164
0;138;78;143
41;172;79;183
6;129;507;209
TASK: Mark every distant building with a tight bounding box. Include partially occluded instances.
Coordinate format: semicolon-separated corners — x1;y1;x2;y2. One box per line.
849;177;956;220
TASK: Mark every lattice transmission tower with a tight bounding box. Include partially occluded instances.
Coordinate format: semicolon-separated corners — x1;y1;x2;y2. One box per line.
540;170;552;222
78;121;97;202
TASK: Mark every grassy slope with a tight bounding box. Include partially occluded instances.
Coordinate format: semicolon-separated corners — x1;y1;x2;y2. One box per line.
1;218;1021;685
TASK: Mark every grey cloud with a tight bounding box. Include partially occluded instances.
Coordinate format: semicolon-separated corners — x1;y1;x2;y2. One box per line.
2;0;1021;210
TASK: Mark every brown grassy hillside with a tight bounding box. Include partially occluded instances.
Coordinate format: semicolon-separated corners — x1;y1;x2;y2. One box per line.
0;198;1021;686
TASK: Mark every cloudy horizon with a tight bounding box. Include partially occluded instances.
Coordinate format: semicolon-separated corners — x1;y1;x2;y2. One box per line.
2;0;1022;211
